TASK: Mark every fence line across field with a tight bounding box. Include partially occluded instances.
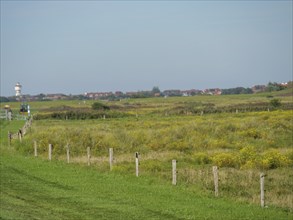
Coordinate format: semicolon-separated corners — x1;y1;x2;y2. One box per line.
31;140;267;208
8;117;33;145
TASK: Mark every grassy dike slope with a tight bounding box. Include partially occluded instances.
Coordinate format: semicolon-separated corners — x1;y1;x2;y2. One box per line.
0;147;291;220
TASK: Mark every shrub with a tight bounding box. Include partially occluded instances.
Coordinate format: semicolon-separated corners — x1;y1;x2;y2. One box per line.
212;153;238;168
34;110;131;120
270;99;281;108
208;139;230;149
92;102;110;111
238;146;258;169
241;128;262;139
192;152;211;165
261;150;290;169
285;150;293;166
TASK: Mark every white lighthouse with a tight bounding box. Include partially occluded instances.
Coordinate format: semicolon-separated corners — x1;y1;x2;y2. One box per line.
15;82;22;97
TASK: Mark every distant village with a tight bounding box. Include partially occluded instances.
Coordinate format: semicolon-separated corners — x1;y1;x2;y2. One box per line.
0;81;291;103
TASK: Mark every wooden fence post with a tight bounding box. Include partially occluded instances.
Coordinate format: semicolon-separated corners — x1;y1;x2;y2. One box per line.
66;144;70;164
8;111;12;121
8;131;11;146
22;124;26;136
135;152;139;177
260;173;265;208
48;144;52;161
109;148;113;171
172;159;177;185
213;166;219;197
18;129;22;142
34;140;37;157
87;147;91;166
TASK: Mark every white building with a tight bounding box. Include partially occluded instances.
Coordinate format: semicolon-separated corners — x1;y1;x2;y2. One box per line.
15;82;22;96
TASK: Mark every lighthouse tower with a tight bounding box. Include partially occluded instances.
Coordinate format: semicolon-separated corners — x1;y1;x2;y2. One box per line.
15;82;22;97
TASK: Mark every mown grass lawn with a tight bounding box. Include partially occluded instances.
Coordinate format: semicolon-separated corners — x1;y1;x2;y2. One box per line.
1;146;292;220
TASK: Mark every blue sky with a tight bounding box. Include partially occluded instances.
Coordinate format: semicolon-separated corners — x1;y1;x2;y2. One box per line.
1;1;292;96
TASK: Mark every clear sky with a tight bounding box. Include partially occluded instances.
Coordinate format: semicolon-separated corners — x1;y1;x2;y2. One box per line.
1;0;292;96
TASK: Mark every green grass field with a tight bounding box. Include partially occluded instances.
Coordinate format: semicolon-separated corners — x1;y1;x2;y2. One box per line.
1;145;292;220
1;90;292;219
14;110;292;211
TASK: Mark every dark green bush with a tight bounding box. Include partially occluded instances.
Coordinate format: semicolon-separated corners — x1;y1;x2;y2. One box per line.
92;102;110;111
34;110;132;120
270;99;281;108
